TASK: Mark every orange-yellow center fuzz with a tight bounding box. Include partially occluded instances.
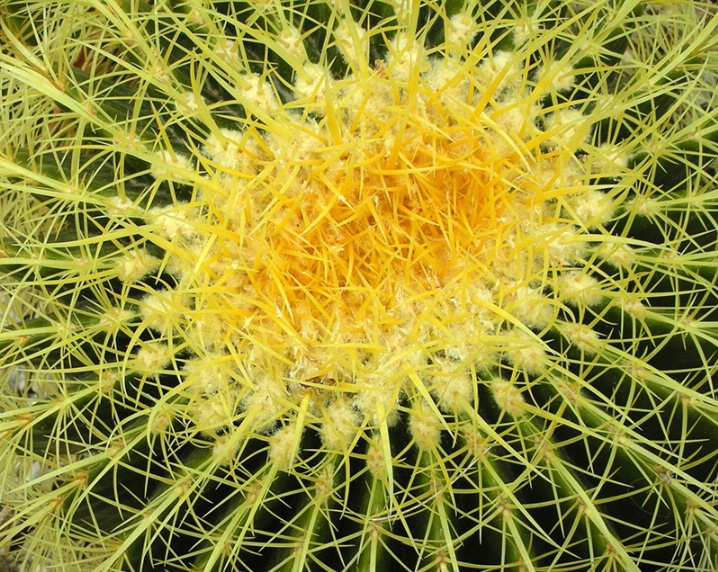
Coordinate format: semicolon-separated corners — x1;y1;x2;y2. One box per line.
128;11;625;454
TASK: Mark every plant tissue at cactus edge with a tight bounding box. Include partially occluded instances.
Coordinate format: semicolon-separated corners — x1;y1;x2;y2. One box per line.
1;0;718;570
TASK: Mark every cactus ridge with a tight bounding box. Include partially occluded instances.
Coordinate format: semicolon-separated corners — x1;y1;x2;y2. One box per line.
1;1;718;571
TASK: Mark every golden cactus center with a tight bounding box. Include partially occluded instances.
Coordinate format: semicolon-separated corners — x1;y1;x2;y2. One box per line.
133;30;619;434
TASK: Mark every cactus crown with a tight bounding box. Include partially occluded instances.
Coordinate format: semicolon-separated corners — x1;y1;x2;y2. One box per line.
1;1;718;571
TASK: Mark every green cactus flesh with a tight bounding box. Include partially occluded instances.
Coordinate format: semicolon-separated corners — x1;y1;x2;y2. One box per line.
1;0;718;570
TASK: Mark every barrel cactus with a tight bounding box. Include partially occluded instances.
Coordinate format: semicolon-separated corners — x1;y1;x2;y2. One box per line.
1;0;717;570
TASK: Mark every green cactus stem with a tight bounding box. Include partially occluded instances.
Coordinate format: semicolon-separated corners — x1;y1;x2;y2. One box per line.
1;1;718;571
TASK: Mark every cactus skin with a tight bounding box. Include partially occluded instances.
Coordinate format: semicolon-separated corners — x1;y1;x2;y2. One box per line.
1;0;718;571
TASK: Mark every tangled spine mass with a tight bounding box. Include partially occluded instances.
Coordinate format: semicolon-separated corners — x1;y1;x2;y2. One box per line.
1;1;718;571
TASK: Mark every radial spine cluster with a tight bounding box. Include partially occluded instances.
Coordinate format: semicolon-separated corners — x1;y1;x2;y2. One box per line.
143;3;620;438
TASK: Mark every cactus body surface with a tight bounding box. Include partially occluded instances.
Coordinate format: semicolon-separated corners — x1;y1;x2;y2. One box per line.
1;0;718;571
